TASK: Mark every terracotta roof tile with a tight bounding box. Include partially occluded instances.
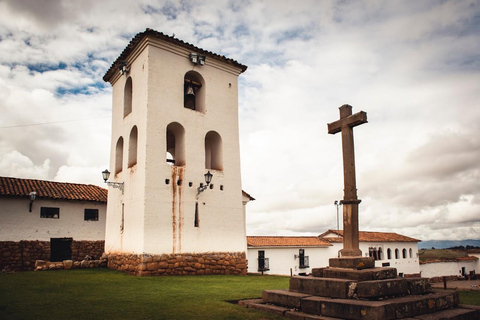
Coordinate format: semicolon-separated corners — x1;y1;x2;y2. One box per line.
103;28;247;82
319;230;420;243
0;176;107;203
247;236;331;247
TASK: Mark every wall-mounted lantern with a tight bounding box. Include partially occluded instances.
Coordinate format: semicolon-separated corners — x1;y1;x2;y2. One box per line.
102;169;124;193
189;53;206;66
196;171;213;199
29;191;36;212
119;60;130;75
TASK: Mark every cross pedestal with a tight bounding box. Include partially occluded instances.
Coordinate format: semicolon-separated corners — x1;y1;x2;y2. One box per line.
328;104;367;258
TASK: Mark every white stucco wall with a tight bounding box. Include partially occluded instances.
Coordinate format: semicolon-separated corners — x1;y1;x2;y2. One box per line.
247;247;330;276
105;36;246;256
420;260;479;278
0;197;106;241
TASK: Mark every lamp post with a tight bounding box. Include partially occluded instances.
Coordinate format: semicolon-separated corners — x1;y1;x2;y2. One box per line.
334;200;342;258
102;169;124;193
196;171;213;199
334;200;342;232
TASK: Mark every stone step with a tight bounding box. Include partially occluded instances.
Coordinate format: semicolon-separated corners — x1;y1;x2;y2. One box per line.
328;257;375;269
356;277;432;299
290;275;432;299
315;266;397;281
262;289;459;320
240;295;478;320
301;290;459;320
290;276;356;299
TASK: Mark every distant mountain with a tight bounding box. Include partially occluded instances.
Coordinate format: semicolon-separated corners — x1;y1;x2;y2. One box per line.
418;239;480;249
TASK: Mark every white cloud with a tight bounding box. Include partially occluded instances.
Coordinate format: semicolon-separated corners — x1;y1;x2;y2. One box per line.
0;0;479;241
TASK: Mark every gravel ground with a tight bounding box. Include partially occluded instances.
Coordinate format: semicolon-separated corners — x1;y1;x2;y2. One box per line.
431;279;480;291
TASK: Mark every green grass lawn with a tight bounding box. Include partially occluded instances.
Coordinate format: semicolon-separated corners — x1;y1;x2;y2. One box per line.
0;269;289;320
419;249;468;262
2;269;479;320
458;291;480;306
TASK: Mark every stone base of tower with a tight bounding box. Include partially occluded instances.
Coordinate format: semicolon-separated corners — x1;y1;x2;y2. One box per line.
104;252;247;276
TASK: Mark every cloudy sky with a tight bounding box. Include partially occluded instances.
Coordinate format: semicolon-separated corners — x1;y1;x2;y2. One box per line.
1;0;479;241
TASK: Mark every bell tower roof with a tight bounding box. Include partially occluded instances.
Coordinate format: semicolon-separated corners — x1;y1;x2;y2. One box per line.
103;28;247;83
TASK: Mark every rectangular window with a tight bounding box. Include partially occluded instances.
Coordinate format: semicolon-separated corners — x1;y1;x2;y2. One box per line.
84;209;99;221
40;207;59;219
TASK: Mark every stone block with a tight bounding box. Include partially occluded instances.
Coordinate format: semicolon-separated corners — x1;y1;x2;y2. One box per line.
146;262;158;271
328;257;375;269
63;260;73;270
356;278;409;299
386;294;430;318
322;267;397;281
262;290;311;309
311;268;325;277
301;296;394;319
290;276;355;299
35;260;46;268
406;277;432;295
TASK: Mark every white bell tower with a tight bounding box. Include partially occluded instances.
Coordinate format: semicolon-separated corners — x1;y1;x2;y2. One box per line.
102;29;248;275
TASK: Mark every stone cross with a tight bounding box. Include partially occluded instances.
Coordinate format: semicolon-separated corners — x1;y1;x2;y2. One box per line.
328;104;367;257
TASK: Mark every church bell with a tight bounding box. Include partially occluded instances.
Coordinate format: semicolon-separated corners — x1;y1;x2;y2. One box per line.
185;84;195;96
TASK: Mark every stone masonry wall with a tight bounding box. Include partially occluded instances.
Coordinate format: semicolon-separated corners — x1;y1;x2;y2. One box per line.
0;240;105;272
105;252;247;276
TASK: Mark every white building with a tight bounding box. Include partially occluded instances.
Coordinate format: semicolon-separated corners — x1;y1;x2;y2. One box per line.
246;230;421;276
102;29;249;275
0;176;107;271
319;230;421;276
420;256;479;279
247;236;332;276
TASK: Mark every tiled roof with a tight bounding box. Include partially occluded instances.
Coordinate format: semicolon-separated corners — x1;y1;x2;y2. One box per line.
247;236;331;247
103;28;248;82
319;230;420;243
0;176;107;203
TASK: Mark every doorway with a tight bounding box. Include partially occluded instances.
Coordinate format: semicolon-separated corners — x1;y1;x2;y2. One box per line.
50;238;72;262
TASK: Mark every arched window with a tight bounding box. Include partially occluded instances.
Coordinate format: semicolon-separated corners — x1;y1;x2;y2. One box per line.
166;122;185;166
115;137;124;174
387;248;391;260
128;126;138;168
395;249;400;259
378;248;383;260
205;131;223;170
124;77;133;117
184;71;205;112
402;248;407;259
409;248;413;258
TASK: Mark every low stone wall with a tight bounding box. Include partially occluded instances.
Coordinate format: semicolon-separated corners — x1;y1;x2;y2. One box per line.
105;252;248;276
0;240;105;272
34;259;107;271
0;241;50;272
71;241;104;261
429;275;461;283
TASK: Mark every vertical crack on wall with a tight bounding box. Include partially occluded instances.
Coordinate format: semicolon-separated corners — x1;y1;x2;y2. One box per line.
172;168;177;253
171;166;184;254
